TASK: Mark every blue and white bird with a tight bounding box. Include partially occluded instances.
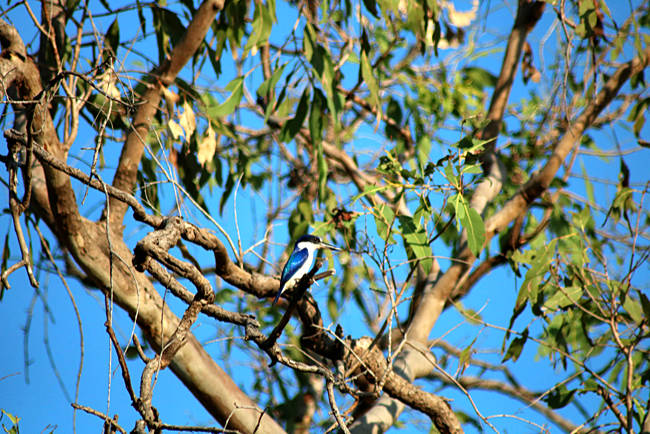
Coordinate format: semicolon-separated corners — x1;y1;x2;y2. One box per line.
273;234;341;304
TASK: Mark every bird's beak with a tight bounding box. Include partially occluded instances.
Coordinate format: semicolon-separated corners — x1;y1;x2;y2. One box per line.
319;241;341;251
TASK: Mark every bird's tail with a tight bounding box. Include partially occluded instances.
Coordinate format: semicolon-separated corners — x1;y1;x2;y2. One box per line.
272;290;283;305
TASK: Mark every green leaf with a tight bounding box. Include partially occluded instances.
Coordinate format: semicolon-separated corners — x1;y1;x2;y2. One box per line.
317;141;328;203
461;163;483;175
462;66;497;89
373;203;395;242
444;161;458;187
279;88;310;142
581;162;595;207
152;7;185;62
544;286;583;311
219;172;235;214
304;24;340;121
603;187;634;226
416;135;431;175
244;1;273;53
464;207;485;257
212;77;244;117
351;184;390;203
544;385;576;409
105;18;120;55
456;136;491;154
623;295;644;325
361;49;381;117
458;335;478;374
397;215;432;274
640;292;650;320
503;329;528;363
451;194;485;257
309;88;326;147
1;227;10;298
512;240;557;320
310;88;328;203
289;199;314;239
257;62;287;100
135;0;146;34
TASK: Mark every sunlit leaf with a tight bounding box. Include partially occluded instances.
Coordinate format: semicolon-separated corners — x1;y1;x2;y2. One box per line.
361;49;381;120
398;215;432;274
450;194;485;257
544;286;583;311
179;100;196;141
167;119;183;140
212;77;244;117
197;123;217;166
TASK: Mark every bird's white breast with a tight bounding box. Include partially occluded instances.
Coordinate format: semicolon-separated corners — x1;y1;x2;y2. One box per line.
285;244;316;289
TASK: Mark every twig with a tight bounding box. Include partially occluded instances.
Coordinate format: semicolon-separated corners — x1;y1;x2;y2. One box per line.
70;403;127;434
326;379;351;434
103;292;138;404
33;223;85;430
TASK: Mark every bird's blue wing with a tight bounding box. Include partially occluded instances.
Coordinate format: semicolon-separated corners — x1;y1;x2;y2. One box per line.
273;247;309;304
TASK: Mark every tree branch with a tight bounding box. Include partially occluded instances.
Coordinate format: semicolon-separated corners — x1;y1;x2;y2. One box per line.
345;338;462;434
108;0;225;229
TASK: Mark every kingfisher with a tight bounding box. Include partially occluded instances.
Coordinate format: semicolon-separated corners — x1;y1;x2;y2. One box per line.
273;234;341;304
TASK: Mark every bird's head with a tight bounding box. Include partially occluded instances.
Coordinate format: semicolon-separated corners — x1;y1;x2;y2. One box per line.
294;234;341;253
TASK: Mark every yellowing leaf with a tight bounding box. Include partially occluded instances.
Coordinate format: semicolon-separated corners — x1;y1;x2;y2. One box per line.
97;71;121;99
198;123;218;166
161;86;180;105
444;0;478;28
179;100;196;141
168;119;183;141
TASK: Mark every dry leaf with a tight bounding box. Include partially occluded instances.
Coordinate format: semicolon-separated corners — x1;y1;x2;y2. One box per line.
161;86;180;105
179;100;196;141
168;119;183;141
197;123;218;166
443;0;478;28
97;71;121;99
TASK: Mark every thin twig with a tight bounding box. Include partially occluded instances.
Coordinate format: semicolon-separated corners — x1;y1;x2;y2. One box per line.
326;379;351;434
70;403;127;434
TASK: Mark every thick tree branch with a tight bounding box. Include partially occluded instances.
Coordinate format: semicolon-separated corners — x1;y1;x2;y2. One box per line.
0;23;283;426
0;19;83;253
108;0;225;229
345;338;462;434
